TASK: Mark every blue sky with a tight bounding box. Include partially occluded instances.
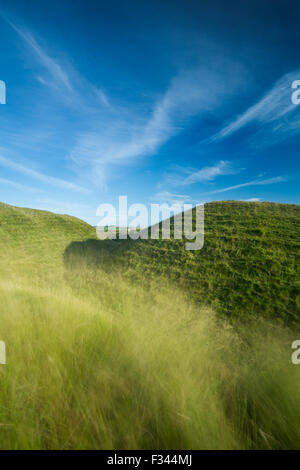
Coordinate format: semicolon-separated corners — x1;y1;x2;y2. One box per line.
0;0;299;225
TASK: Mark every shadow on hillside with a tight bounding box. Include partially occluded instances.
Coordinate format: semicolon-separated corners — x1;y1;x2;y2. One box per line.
63;238;132;270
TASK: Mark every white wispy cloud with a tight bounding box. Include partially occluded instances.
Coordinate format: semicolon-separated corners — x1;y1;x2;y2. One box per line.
0;177;42;192
5;16;110;108
204;176;285;195
69;63;246;183
181;160;234;185
4;15;251;191
0;15;112;193
0;155;88;193
161;160;238;188
7;20;73;92
92;87;112;109
209;69;300;144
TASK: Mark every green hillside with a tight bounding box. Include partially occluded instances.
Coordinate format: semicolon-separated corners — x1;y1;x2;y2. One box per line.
0;202;95;278
0;200;300;449
1;200;298;324
65;201;300;325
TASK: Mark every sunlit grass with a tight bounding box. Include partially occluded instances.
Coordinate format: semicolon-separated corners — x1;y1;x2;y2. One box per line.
0;201;299;449
0;269;299;449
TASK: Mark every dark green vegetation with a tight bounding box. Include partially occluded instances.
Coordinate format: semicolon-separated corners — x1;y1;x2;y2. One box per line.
65;201;300;325
0;200;300;449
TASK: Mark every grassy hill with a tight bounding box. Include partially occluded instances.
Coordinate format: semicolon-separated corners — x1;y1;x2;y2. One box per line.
0;202;94;278
65;201;300;325
0;200;300;449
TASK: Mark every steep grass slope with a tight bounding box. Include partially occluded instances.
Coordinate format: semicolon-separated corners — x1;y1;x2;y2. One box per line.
65;201;300;325
0;202;95;278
